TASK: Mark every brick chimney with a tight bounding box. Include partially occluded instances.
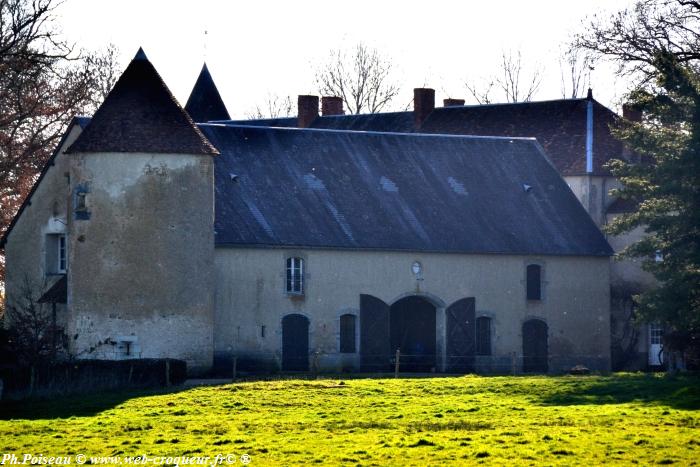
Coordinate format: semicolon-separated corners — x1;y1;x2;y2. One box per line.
297;95;319;128
321;96;344;116
443;98;465;107
414;88;435;130
622;103;642;122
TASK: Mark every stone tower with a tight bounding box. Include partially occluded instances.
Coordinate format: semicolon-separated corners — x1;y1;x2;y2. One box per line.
64;48;219;373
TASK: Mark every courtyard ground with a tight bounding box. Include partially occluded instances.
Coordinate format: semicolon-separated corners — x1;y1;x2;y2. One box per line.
0;373;698;465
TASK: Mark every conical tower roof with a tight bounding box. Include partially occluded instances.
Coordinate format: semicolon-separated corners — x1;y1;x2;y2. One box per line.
185;63;231;122
68;48;218;155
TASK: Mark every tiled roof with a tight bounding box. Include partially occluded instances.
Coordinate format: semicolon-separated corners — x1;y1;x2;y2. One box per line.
67;48;218;156
204;124;612;256
185;63;231;122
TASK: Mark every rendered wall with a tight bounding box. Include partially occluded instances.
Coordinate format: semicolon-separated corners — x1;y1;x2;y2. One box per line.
214;248;611;374
3;125;82;332
66;152;215;373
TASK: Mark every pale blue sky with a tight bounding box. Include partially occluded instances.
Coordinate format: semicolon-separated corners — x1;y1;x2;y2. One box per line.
56;0;636;117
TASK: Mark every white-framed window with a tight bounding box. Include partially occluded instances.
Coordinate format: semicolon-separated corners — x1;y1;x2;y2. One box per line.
58;234;67;273
46;233;67;274
286;257;304;294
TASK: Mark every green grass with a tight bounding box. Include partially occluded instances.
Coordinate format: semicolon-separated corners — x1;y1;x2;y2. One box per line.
1;373;699;465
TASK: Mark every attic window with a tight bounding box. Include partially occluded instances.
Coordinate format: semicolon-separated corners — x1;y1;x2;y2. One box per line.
286;257;304;295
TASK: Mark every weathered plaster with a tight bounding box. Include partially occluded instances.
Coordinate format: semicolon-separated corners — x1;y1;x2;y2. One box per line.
214;248;611;373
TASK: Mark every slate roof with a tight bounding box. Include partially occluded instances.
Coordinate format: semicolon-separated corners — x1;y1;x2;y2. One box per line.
185;63;231;122
218;98;623;176
67;48;218;156
202;124;613;256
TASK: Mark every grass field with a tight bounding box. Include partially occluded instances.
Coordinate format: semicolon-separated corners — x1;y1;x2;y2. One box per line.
0;373;698;466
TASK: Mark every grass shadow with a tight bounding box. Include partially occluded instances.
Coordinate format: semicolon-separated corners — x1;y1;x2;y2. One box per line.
0;386;181;420
536;373;700;410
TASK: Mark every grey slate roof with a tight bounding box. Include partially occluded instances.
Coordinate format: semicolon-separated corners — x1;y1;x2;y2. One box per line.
67;48;218;156
218;98;623;176
202;124;613;256
185;63;231;122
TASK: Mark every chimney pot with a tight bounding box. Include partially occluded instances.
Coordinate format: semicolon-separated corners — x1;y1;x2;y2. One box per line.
297;95;319;128
622;103;642;122
443;98;465;107
414;88;435;130
321;96;344;116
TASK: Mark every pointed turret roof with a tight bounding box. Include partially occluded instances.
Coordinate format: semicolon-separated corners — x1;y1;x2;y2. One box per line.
68;48;218;155
185;63;231;122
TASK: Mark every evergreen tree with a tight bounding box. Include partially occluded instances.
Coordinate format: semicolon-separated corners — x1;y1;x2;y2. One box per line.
578;0;700;358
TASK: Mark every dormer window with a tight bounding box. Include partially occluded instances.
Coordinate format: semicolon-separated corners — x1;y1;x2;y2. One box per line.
286;257;304;295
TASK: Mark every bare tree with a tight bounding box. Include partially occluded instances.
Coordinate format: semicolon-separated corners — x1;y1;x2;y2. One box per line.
575;0;700;81
246;93;294;119
4;276;67;366
465;50;542;104
0;0;120;283
315;43;400;114
559;48;594;98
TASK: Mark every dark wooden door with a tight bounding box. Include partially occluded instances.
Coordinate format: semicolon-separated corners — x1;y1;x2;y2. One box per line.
282;314;309;371
446;298;476;373
360;294;390;372
390;296;436;371
522;319;548;373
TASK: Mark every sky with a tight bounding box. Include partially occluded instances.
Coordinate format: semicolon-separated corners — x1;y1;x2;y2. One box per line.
55;0;637;118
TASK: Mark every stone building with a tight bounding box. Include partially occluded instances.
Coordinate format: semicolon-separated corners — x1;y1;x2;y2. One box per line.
2;49;616;375
225;84;655;370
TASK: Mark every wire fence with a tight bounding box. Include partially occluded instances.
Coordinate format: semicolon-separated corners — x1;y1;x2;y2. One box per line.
213;350;610;378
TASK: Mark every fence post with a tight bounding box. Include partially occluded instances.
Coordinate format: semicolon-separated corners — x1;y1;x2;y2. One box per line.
232;356;238;380
165;360;171;387
312;351;320;378
511;352;517;376
29;365;35;397
394;348;401;378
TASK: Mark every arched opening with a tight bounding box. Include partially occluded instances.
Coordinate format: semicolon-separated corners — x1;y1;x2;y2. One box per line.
522;319;548;373
390;296;436;372
282;314;309;371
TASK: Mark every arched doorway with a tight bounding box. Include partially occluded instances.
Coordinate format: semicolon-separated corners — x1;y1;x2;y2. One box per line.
390;296;436;372
522;319;548;373
282;314;309;371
